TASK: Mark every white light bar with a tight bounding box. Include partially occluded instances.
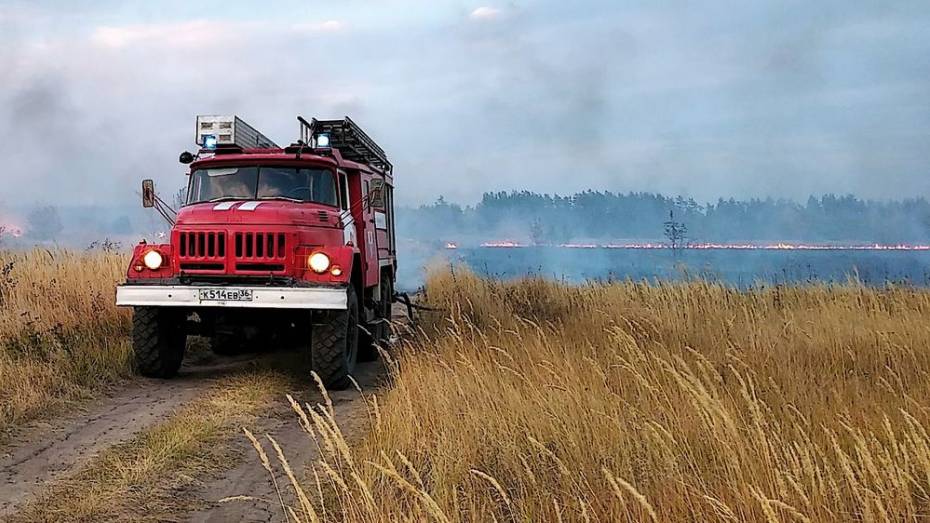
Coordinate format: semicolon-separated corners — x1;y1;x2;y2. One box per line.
195;115;279;149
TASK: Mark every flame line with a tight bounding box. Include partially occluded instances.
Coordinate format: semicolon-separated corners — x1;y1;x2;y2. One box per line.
475;242;930;251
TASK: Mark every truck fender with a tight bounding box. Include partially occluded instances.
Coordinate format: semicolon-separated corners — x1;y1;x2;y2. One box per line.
126;242;174;280
301;245;357;286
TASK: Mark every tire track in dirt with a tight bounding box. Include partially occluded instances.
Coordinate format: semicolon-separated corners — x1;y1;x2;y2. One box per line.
186;305;406;522
0;355;261;518
188;358;387;523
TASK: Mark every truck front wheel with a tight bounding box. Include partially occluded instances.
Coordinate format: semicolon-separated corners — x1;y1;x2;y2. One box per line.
132;307;187;378
310;285;359;390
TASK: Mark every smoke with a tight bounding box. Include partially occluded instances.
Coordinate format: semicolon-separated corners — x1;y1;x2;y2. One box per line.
0;1;927;234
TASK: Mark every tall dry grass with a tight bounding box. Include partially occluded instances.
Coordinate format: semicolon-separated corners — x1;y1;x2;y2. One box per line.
0;249;131;436
256;267;930;522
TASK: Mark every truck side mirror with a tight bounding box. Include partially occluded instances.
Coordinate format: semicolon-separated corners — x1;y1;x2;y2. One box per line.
142;179;156;208
369;178;385;210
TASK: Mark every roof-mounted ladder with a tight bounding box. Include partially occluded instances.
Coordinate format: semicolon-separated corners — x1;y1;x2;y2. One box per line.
196;115;278;149
298;116;392;174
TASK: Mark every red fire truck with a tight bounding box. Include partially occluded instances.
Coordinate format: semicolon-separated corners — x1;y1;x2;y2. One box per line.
116;115;396;389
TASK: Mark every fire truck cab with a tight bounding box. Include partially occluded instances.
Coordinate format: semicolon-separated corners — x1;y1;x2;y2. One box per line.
116;115;396;389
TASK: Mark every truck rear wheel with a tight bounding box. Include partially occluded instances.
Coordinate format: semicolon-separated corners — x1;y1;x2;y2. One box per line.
132;307;186;378
310;285;359;390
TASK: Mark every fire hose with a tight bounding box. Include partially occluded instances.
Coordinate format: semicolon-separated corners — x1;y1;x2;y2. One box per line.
393;292;445;322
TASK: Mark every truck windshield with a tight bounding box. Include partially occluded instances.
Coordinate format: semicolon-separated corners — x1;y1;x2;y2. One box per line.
187;167;338;206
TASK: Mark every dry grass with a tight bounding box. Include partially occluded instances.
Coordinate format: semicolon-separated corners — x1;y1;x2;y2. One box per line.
0;249;131;437
260;267;930;522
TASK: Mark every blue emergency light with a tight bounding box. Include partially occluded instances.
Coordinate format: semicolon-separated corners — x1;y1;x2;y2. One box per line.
203;134;218;149
316;133;331;148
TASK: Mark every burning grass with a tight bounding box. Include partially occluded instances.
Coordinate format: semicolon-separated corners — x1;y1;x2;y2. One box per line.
259;267;930;521
0;249;131;437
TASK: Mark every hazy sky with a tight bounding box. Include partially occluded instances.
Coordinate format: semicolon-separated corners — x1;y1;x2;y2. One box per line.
0;0;928;207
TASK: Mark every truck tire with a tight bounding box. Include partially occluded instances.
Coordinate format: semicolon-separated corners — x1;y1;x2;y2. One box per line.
310;285;359;390
359;276;393;361
132;307;186;378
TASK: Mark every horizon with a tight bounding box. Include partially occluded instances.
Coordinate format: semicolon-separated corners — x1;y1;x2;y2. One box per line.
3;187;930;248
4;186;930;214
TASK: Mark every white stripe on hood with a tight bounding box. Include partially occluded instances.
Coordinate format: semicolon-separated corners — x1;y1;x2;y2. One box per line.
238;201;264;211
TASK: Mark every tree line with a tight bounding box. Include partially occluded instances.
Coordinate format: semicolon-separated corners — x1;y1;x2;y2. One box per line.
397;191;930;243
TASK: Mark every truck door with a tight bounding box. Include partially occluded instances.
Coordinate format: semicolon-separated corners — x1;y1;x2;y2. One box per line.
337;170;357;248
369;178;393;261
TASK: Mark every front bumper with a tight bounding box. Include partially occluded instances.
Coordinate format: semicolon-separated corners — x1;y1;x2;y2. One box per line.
116;284;347;310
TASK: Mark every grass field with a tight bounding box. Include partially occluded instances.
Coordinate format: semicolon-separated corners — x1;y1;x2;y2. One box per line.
265;267;930;522
5;249;930;521
0;250;131;437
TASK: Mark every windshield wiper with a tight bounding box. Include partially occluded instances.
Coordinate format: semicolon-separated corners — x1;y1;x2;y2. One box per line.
258;196;304;203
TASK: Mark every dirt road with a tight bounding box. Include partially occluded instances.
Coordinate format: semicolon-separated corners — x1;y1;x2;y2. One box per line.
0;349;386;521
188;360;384;523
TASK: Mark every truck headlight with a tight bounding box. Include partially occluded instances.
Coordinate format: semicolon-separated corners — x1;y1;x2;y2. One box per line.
142;250;164;270
308;252;331;273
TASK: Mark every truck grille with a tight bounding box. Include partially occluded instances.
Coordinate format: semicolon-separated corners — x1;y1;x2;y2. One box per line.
176;230;288;273
178;231;227;271
178;231;226;259
234;232;286;272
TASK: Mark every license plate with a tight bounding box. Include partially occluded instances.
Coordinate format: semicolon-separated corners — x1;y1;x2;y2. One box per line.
198;288;254;302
